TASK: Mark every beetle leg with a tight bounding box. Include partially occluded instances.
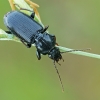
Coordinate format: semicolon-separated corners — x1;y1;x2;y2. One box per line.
5;31;12;34
36;50;41;60
8;0;15;10
38;25;49;33
20;40;31;48
25;0;41;20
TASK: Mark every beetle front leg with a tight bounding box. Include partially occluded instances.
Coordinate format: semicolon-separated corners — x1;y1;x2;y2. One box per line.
8;0;15;10
20;40;31;48
36;50;41;60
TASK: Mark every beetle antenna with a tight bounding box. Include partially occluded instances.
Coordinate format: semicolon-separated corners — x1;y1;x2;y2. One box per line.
53;61;64;92
61;48;91;54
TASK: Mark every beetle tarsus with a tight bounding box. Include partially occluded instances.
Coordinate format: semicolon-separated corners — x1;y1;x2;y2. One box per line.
36;50;41;60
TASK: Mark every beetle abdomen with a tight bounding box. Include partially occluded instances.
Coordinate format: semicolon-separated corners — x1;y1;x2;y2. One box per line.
4;11;42;43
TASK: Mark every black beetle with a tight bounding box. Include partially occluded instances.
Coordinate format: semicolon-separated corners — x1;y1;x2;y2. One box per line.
4;10;63;62
3;4;90;91
4;8;65;91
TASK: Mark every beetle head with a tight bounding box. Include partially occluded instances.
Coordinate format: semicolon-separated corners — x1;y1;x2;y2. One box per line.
48;47;62;62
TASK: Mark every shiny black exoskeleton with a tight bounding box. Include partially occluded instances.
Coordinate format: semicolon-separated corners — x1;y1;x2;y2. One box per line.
4;11;62;62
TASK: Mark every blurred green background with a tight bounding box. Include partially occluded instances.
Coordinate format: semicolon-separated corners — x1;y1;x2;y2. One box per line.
0;0;100;100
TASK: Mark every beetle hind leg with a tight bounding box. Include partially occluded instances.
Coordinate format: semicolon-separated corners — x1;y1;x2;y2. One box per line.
8;0;15;10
